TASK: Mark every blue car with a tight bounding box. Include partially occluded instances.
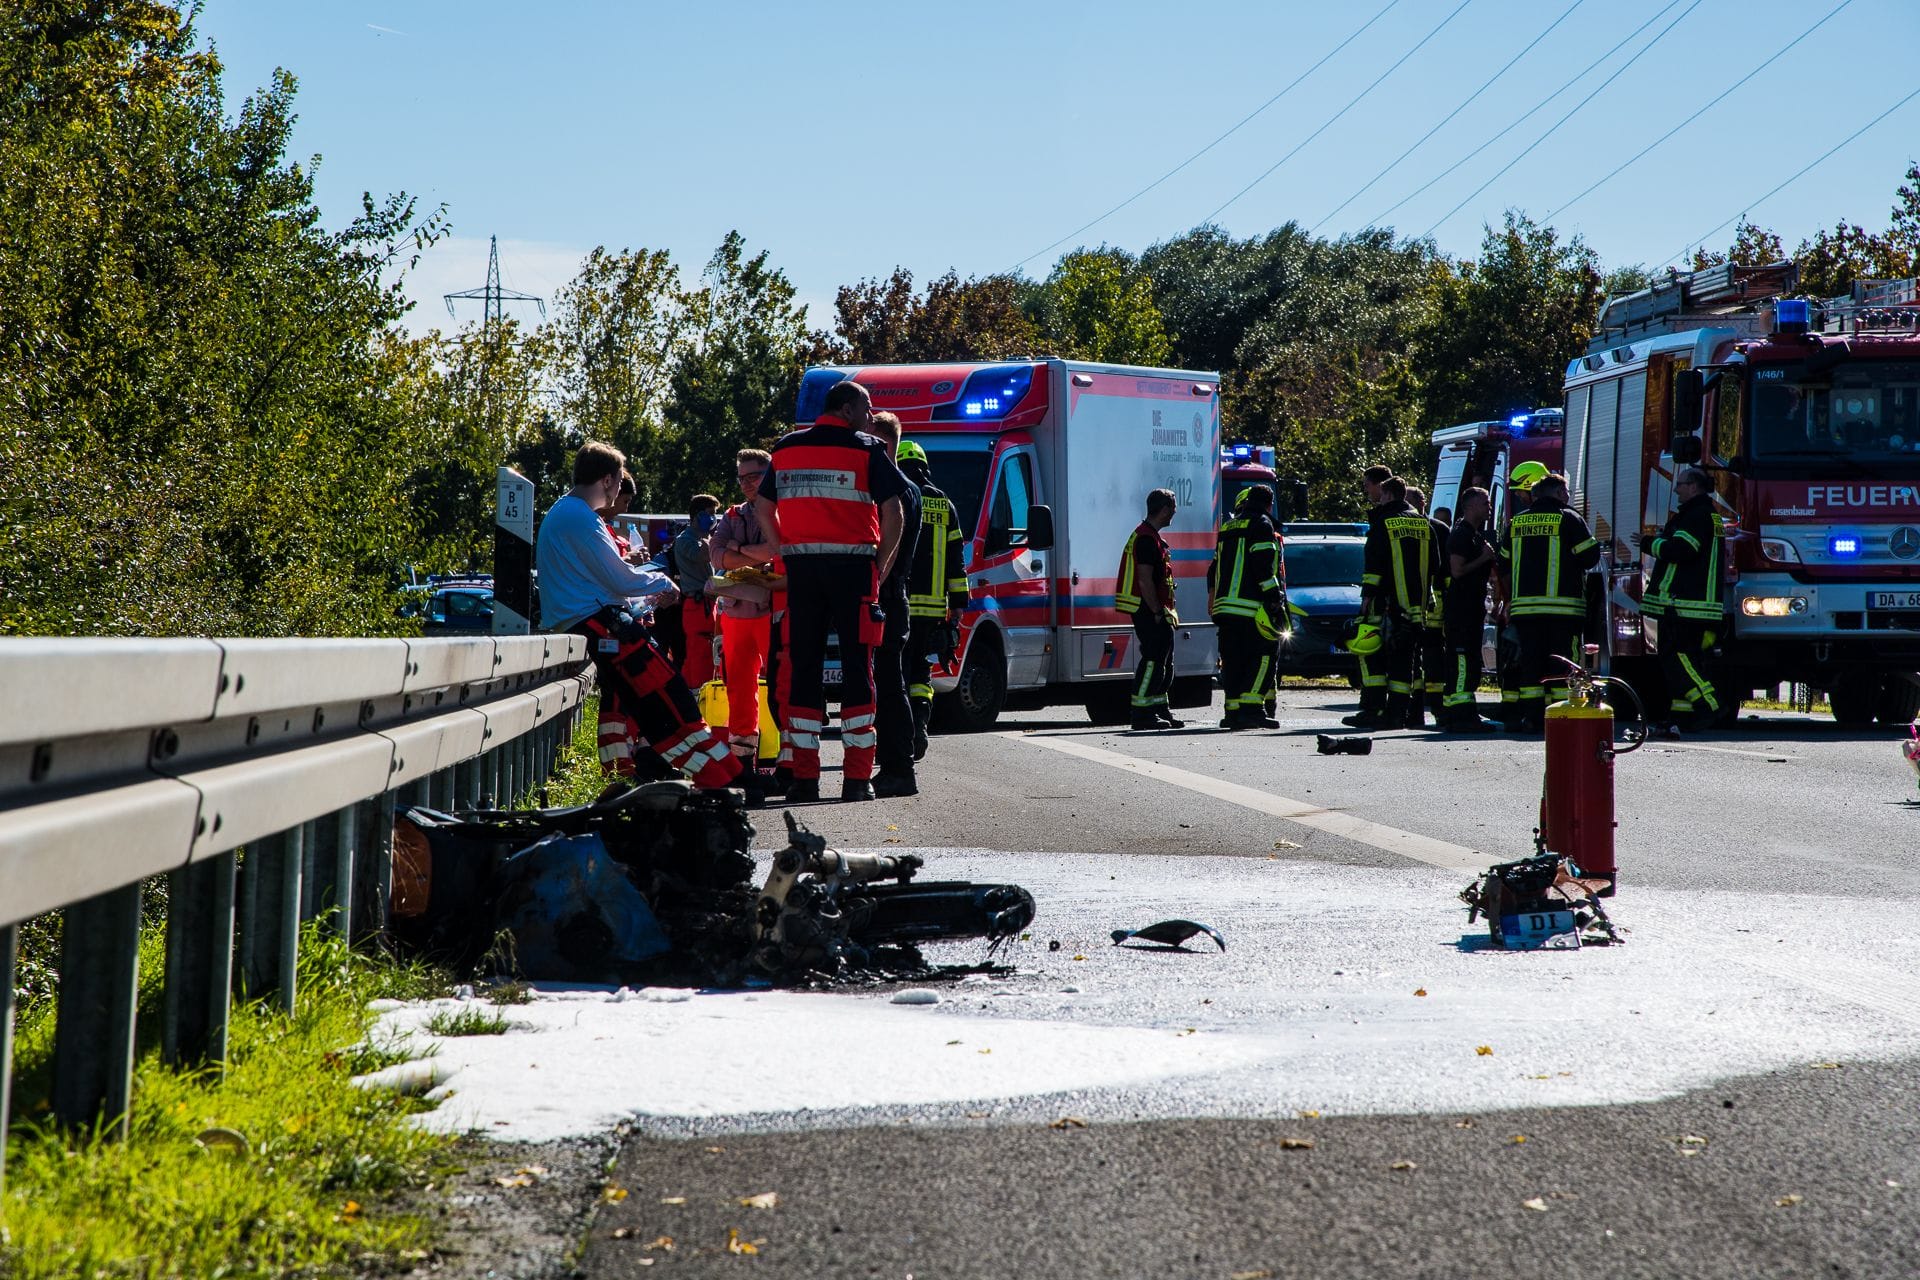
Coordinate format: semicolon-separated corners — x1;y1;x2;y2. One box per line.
1276;524;1367;682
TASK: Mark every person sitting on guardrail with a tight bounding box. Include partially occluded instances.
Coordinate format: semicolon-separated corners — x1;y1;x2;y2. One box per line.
588;469;647;774
536;441;763;798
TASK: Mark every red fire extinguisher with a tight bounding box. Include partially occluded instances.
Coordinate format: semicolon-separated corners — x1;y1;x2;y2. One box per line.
1539;648;1642;896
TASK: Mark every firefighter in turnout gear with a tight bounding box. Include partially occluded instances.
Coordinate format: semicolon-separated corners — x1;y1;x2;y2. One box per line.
1354;477;1443;729
1348;465;1396;720
1492;460;1551;725
1496;472;1600;733
1641;466;1725;734
1117;488;1185;730
1404;485;1451;728
1440;486;1498;731
1209;484;1286;730
896;440;969;760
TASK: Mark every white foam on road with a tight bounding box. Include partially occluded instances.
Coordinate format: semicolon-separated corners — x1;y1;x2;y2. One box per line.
368;850;1920;1141
376;987;1277;1143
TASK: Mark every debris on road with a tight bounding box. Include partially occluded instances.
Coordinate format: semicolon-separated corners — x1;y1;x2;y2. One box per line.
1110;919;1226;951
387;784;1035;988
1460;852;1621;950
1315;734;1372;755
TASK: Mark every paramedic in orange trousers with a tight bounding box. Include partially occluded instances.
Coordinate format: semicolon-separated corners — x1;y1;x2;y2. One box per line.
535;441;762;798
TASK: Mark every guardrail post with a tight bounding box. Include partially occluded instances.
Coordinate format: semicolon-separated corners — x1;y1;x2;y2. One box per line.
237;828;302;1012
163;853;236;1070
505;740;522;809
51;883;142;1137
306;808;355;939
297;820;319;923
430;766;455;811
351;792;393;946
456;758;480;810
1;923;16;1198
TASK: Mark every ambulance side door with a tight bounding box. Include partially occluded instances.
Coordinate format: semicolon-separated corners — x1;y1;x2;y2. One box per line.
978;443;1051;689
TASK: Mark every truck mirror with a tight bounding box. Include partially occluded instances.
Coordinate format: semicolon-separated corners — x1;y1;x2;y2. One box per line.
1025;504;1055;552
1672;434;1703;465
1672;369;1705;434
1289;480;1310;523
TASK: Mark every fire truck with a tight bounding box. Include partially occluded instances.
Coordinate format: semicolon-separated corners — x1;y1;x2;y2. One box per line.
794;359;1223;728
1428;407;1566;526
1561;261;1920;725
1222;442;1310;523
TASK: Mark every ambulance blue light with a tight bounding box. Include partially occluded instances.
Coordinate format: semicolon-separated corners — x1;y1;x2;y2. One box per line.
1510;414;1528;428
1829;535;1860;557
931;363;1036;422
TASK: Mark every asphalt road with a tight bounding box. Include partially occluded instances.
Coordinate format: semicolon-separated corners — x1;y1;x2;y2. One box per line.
511;686;1920;1279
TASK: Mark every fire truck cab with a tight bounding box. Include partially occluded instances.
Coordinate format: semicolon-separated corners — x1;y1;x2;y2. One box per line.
793;359;1223;729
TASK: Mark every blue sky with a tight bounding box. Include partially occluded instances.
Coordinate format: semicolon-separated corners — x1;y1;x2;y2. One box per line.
196;0;1920;334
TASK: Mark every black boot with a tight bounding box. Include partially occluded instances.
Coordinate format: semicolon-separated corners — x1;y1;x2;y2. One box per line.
911;700;932;761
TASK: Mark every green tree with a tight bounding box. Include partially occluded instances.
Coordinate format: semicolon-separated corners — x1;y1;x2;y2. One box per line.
0;1;447;637
1034;248;1174;365
659;231;808;504
809;268;1040;365
1417;211;1601;433
1688;218;1786;271
543;246;686;502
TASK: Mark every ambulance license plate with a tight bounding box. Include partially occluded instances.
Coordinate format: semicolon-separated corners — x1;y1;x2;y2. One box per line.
1871;592;1920;609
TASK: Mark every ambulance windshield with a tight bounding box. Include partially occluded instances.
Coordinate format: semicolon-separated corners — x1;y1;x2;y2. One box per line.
923;448;990;546
1751;360;1920;463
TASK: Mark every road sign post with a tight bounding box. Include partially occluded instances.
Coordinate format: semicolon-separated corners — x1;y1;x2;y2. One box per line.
494;467;534;635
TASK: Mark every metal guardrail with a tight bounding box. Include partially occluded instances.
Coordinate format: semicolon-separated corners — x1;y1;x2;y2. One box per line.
0;635;594;1191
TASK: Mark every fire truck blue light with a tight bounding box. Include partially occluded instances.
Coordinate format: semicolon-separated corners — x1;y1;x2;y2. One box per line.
1830;535;1860;557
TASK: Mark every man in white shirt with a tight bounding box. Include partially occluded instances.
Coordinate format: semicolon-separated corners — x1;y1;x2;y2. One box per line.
536;441;752;795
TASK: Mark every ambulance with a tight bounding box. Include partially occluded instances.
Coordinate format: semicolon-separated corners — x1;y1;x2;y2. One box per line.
794;359;1223;728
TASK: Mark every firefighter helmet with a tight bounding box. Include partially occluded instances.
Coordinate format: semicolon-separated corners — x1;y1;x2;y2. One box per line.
1510;460;1550;492
1254;603;1281;642
1345;621;1383;655
897;440;928;466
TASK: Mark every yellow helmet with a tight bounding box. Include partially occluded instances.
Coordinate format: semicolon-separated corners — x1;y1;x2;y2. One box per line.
1510;460;1550;492
1345;621;1383;655
897;439;929;466
1255;603;1282;642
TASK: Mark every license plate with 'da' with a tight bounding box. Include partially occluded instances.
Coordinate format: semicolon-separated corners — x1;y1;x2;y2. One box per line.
1871;591;1920;609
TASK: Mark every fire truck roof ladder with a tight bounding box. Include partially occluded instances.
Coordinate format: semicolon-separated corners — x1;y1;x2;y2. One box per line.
1591;261;1798;349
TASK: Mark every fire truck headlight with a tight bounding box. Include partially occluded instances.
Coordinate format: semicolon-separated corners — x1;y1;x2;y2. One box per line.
1759;537;1801;563
1741;595;1808;617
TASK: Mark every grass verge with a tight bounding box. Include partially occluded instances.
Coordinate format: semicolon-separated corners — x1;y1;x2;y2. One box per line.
423;1005;511;1037
535;692;611;810
1;928;456;1278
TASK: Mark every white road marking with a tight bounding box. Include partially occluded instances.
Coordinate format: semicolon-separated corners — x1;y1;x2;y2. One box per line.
1002;732;1488;871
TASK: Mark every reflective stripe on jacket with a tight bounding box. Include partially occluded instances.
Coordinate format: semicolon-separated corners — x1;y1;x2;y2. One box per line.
1643;491;1724;621
907;485;967;618
1117;521;1173;614
1363;500;1440;624
1499;496;1600;618
770;418;881;556
1208;513;1281;619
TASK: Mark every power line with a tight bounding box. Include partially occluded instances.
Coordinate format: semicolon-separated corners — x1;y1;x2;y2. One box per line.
1420;0;1704;239
1309;0;1584;237
1199;0;1475;228
1008;0;1404;272
1366;0;1684;231
1662;83;1920;269
1545;0;1852;222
